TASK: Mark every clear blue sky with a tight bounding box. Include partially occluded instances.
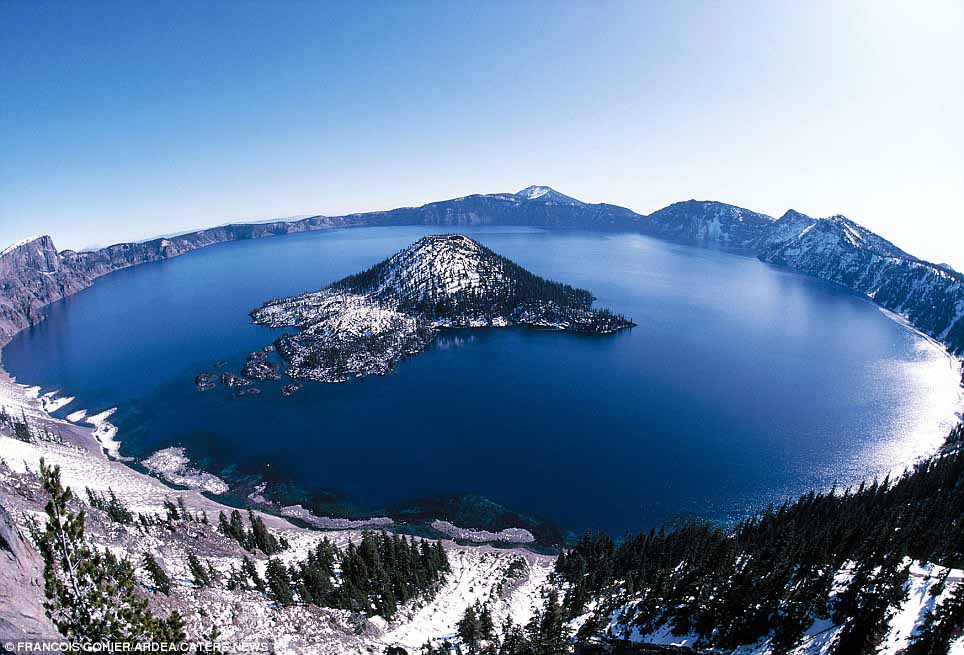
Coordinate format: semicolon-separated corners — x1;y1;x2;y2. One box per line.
2;1;962;267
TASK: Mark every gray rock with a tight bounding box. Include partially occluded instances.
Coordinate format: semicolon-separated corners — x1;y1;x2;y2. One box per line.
220;371;250;388
281;383;302;396
194;372;216;391
0;502;60;638
241;351;281;381
234;387;261;398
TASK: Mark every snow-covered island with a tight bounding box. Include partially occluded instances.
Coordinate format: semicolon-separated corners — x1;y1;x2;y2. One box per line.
251;234;635;382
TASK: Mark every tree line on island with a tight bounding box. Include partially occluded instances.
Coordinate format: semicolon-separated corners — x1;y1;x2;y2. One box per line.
329;237;632;328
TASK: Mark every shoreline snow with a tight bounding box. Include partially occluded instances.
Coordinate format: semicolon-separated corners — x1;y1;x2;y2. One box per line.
84;407;122;458
141;447;230;496
430;519;535;544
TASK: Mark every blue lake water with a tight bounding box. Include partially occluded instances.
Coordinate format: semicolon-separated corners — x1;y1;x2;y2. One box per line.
4;226;960;535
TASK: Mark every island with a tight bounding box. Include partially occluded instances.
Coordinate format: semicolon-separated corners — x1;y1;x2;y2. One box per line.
250;234;634;382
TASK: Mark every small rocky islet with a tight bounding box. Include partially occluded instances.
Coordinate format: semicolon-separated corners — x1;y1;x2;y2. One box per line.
240;350;281;381
194;351;286;397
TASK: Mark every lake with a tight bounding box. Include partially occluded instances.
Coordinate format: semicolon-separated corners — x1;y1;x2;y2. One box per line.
4;226;960;536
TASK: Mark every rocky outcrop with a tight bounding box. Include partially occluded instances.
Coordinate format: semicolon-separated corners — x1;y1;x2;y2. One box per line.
220;371;250;388
0;235;93;347
140;447;230;495
430;519;535;544
240;351;281;381
279;505;393;530
194;372;217;391
0;500;59;638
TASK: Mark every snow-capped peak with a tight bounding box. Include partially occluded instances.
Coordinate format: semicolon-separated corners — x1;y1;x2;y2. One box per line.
371;235;501;302
514;186;584;205
517;186;552;200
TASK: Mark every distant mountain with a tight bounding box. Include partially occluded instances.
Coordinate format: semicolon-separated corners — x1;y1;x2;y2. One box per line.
1;186;962;357
646;199;774;248
250;234;633;382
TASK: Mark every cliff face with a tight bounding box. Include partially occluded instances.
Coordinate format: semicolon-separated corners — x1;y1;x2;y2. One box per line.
0;236;93;346
0;501;58;638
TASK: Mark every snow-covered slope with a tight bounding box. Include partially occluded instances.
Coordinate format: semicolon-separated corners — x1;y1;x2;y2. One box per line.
355;233;512;305
0;369;554;650
586;560;963;655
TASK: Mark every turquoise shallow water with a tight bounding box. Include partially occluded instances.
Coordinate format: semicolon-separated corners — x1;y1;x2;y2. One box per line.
5;226;960;534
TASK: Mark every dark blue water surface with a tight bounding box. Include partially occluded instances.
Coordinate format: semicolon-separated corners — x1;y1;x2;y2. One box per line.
4;227;959;535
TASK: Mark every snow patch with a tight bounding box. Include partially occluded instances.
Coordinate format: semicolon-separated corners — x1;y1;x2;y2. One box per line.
518;186;551;200
141;447;229;495
39;390;74;413
84;408;121;458
65;409;87;423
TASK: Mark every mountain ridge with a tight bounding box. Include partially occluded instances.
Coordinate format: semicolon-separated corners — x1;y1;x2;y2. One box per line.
1;187;962;357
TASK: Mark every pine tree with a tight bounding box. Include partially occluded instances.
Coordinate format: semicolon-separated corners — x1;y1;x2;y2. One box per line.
265;558;295;607
163;499;180;522
13;409;32;442
85;488;134;524
248;509;284;555
831;557;910;655
177;497;190;522
526;590;569;655
142;553;172;595
242;556;266;593
34;458;186;643
906;581;964;655
498;620;534;655
187;553;212;588
458;603;482;654
419;640;451;655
